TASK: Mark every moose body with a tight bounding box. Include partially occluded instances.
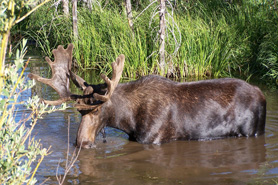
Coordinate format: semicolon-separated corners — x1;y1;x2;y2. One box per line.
78;75;266;147
28;44;266;149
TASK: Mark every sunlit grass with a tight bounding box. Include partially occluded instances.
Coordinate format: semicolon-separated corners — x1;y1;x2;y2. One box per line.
23;0;278;83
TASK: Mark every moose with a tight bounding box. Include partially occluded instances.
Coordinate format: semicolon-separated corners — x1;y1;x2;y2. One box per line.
28;44;266;149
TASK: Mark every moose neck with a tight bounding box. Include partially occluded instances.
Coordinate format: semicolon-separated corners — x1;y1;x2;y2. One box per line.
99;84;136;136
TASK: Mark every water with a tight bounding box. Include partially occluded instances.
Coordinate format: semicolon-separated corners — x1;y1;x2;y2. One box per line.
22;59;278;185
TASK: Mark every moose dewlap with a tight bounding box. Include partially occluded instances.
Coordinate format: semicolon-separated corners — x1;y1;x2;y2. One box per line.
28;44;266;149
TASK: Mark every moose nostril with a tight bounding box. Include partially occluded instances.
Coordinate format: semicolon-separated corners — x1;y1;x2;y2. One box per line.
80;141;96;149
89;143;96;148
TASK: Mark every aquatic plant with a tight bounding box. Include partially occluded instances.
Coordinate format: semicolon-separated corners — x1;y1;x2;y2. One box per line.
21;0;278;83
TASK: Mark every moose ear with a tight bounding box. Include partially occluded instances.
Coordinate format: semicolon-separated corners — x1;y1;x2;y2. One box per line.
70;71;88;91
74;103;100;111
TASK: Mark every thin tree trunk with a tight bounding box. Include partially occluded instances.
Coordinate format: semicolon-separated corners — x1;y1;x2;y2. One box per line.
125;0;134;33
0;30;10;91
87;0;92;11
158;0;166;76
62;0;69;16
72;0;78;40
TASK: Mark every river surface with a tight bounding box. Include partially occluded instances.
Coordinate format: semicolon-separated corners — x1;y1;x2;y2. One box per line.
19;59;278;185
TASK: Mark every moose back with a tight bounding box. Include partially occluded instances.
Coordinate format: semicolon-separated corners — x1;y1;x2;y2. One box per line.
28;44;266;149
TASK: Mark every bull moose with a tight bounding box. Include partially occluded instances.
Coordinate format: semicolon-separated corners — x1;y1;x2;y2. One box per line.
28;44;266;149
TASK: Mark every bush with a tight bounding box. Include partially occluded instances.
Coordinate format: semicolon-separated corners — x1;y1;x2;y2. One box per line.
0;39;67;184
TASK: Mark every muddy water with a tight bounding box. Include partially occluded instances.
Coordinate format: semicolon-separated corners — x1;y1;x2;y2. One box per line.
23;60;278;185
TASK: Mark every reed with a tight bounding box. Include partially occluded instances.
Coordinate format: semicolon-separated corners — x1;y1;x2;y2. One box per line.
258;32;278;85
229;0;278;84
22;0;278;83
75;6;151;78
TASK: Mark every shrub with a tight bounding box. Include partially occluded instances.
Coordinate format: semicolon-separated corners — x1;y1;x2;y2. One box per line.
0;39;67;184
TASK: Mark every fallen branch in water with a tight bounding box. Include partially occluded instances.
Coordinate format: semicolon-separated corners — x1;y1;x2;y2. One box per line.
56;116;82;185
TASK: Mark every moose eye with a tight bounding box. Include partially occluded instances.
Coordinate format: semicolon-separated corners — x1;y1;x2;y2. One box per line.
91;109;99;115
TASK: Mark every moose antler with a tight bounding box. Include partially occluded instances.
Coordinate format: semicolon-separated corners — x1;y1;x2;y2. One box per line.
93;54;125;102
28;44;74;105
73;54;125;110
28;43;125;109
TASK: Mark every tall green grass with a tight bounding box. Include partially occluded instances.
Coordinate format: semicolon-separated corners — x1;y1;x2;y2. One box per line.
232;0;278;84
176;14;236;77
75;5;153;78
74;2;239;78
22;5;72;57
21;0;278;84
258;32;278;85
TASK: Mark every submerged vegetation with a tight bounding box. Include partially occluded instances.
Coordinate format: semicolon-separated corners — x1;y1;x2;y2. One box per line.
15;0;278;84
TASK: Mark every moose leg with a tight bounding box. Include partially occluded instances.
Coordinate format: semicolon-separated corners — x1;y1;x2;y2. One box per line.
101;128;107;143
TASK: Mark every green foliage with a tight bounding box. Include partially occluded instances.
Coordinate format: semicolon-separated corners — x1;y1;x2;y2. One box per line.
19;0;278;83
176;12;236;77
231;0;278;84
0;39;68;184
75;6;150;77
258;32;278;85
24;5;72;57
1;0;51;93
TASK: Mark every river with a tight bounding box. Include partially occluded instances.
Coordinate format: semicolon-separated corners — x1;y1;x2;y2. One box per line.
20;59;278;185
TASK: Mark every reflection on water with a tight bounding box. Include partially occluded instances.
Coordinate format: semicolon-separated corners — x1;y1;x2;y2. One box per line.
22;59;278;184
72;137;266;185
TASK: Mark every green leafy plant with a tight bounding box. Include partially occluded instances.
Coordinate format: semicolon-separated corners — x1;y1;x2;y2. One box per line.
0;39;68;185
0;0;51;94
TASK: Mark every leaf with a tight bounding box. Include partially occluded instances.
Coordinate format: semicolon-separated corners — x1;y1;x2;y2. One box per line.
1;88;9;97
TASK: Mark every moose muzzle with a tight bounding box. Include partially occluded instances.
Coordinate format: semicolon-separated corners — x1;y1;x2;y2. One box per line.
76;111;103;149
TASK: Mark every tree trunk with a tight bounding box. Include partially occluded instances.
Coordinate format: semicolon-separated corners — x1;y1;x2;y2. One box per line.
158;0;166;76
72;0;78;40
62;0;69;16
87;0;92;11
125;0;134;33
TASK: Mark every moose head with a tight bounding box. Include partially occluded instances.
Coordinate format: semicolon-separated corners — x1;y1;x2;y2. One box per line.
29;44;266;149
28;44;125;148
